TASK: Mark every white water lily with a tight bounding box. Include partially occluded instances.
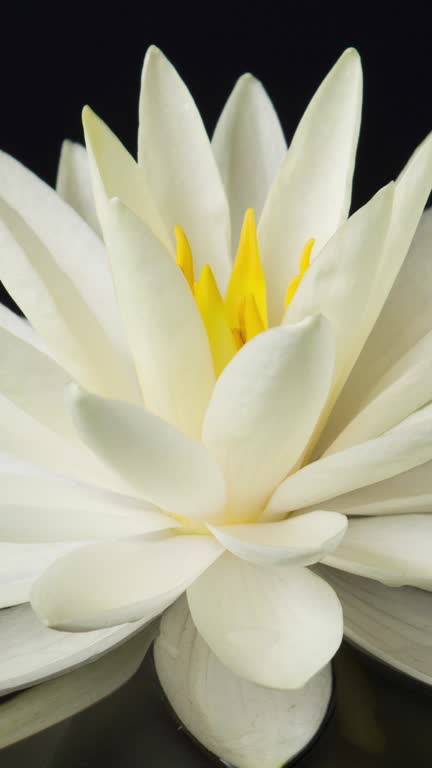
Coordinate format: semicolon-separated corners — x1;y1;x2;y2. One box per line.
0;44;432;713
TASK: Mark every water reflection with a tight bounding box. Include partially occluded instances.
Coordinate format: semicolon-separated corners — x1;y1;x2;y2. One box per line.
1;636;431;767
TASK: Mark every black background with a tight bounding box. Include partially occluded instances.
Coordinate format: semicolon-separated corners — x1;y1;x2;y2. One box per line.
0;5;430;310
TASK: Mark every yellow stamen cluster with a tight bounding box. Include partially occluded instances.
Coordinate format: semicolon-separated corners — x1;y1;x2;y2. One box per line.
176;209;314;377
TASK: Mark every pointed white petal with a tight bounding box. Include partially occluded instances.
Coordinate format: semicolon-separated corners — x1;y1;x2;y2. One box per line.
209;510;347;566
67;384;226;520
319;565;432;685
56;140;102;236
260;48;362;323
155;595;332;768
203;317;335;520
325;515;432;588
212;73;286;250
0;602;152;696
104;198;215;438
266;404;432;520
0;622;156;747
188;553;342;689
31;534;222;630
138;46;230;288
0;541;83;608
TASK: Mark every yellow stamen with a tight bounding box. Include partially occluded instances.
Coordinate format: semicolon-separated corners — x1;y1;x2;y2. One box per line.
175;225;194;289
284;238;315;309
225;208;268;331
194;265;238;376
239;294;265;343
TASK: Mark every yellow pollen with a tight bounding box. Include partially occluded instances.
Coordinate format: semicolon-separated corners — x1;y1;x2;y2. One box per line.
284;238;315;309
175;225;194;289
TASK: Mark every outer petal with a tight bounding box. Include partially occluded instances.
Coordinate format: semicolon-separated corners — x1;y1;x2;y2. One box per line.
0;602;152;696
67;384;226;520
187;553;342;689
203;317;335;520
56;140;102;236
266;403;432;520
319;565;432;686
138;46;230;288
103;198;215;438
31;534;223;630
208;510;347;566
260;48;362;323
0;303;47;352
324;515;432;589
212;73;286;251
0;152;139;402
0;623;156;747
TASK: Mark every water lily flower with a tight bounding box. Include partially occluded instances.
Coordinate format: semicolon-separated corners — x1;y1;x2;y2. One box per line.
0;44;432;705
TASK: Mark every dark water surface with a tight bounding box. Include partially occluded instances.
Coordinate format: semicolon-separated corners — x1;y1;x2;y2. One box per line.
1;639;431;768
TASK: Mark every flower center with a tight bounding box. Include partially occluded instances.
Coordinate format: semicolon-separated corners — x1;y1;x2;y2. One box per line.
176;208;314;376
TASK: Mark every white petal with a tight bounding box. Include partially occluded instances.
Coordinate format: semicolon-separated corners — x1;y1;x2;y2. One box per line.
319;565;432;686
0;303;47;352
284;183;394;402
260;48;362;323
155;595;332;768
82;106;171;251
0;541;83;608
266;404;432;520
56;140;102;236
209;510;347;566
0;602;152;696
203;317;335;520
187;553;342;689
0;188;139;403
324;515;432;589
138;46;230;288
0;622;156;747
67;384;226;520
104;198;215;438
212;73;286;250
31;534;223;630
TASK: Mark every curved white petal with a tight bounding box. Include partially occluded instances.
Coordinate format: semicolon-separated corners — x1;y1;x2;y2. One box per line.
82;107;171;251
155;595;332;768
0;151;138;402
0;602;152;697
187;553;342;689
203;317;335;520
284;183;394;402
212;73;286;250
56;140;102;236
319;565;432;686
31;534;223;630
260;48;362;323
0;541;83;608
0;303;47;352
138;46;230;288
0;622;156;747
209;510;347;566
104;198;215;438
67;384;226;520
324;515;432;589
266;404;432;520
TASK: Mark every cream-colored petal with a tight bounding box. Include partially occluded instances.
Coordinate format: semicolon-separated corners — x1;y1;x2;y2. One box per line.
0;151;139;402
103;198;215;438
318;565;432;686
260;48;362;323
324;515;432;589
212;73;286;252
56;140;102;236
31;533;222;630
188;554;342;689
209;510;347;566
203;317;335;520
0;303;47;352
67;384;226;520
138;46;230;288
0;602;152;697
266;404;432;520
